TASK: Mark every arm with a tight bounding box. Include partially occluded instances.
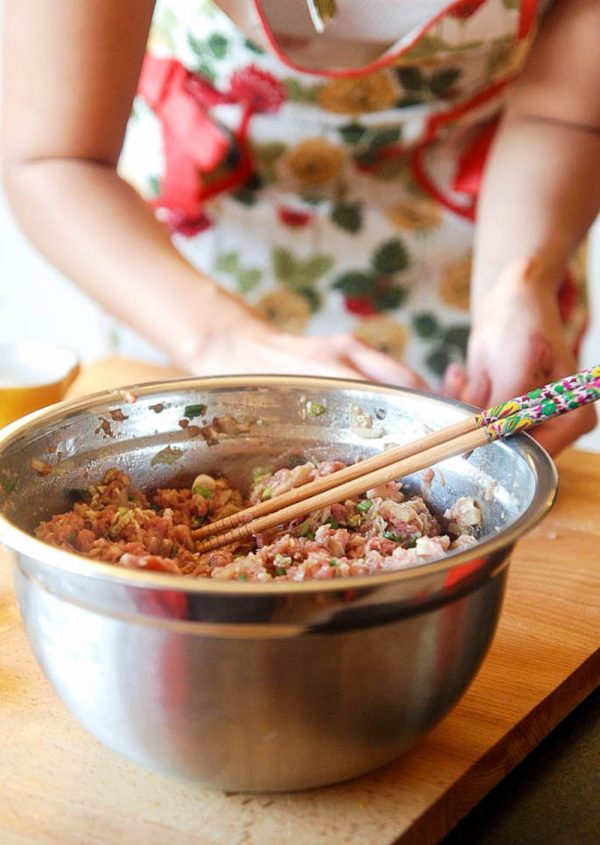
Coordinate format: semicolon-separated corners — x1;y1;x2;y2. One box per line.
1;0;426;386
463;0;600;452
1;0;248;369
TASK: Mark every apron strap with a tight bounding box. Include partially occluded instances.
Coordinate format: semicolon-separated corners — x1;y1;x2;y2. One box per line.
138;56;285;224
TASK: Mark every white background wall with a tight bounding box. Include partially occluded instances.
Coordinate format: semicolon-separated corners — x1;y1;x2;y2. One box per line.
0;2;598;450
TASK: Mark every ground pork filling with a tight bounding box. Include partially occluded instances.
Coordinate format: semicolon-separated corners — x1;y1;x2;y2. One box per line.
34;463;481;582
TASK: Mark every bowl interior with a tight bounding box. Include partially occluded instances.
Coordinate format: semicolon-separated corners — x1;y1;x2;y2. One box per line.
0;376;555;579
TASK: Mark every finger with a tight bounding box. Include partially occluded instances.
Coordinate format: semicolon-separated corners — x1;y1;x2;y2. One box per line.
530;404;597;456
466;350;541;410
344;337;430;390
478;330;562;408
464;367;492;408
463;334;493;407
442;363;467;399
259;335;368;381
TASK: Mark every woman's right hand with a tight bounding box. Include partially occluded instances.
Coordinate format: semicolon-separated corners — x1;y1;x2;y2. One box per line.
183;318;430;389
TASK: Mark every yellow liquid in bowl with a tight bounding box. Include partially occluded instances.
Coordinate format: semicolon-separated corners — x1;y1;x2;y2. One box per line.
0;343;80;427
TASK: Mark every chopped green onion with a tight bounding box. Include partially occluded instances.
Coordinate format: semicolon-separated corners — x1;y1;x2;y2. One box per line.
252;466;268;481
183;403;207;419
238;574;248;582
261;487;272;501
330;558;339;567
193;484;213;498
383;531;417;548
151;446;183;466
306;400;326;417
2;478;17;494
299;519;315;540
274;554;291;566
356;499;373;514
67;530;77;545
169;544;178;558
275;567;287;576
191;516;206;529
325;516;339;529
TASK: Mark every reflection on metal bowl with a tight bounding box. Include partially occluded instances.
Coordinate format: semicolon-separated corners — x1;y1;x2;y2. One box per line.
0;376;557;791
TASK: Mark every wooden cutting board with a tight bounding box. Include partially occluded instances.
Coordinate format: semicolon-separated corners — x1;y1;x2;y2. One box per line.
0;357;599;845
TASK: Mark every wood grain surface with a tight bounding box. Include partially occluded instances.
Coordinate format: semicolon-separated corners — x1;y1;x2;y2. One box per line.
0;358;598;845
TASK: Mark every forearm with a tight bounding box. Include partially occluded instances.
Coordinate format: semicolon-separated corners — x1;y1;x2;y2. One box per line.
471;112;600;318
4;158;262;367
2;0;263;369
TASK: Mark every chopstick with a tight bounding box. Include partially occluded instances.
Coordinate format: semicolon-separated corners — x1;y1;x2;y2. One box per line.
194;370;600;553
478;364;600;424
194;365;600;543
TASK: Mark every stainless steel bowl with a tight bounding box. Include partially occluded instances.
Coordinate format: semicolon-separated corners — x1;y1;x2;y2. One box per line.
0;376;557;791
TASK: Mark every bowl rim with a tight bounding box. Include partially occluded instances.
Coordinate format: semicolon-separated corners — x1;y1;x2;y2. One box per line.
0;374;558;595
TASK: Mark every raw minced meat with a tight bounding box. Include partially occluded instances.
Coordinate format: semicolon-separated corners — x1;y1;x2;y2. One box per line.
34;462;481;582
444;496;482;536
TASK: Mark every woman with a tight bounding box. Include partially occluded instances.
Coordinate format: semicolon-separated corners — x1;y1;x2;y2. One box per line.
3;0;599;452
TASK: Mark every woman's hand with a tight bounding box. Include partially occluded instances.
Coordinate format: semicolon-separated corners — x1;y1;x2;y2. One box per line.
443;258;597;454
183;315;430;389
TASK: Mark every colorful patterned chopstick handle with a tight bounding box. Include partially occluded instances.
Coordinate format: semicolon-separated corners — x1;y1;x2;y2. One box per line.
485;379;600;441
477;365;600;426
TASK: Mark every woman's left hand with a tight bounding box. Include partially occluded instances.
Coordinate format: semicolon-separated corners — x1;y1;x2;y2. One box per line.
442;258;597;455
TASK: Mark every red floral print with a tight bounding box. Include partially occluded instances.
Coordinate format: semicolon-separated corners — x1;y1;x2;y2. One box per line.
344;297;379;317
229;65;286;113
161;209;213;237
449;0;486;19
277;207;313;227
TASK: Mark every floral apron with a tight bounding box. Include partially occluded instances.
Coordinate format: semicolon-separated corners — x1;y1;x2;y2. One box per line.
120;0;587;382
